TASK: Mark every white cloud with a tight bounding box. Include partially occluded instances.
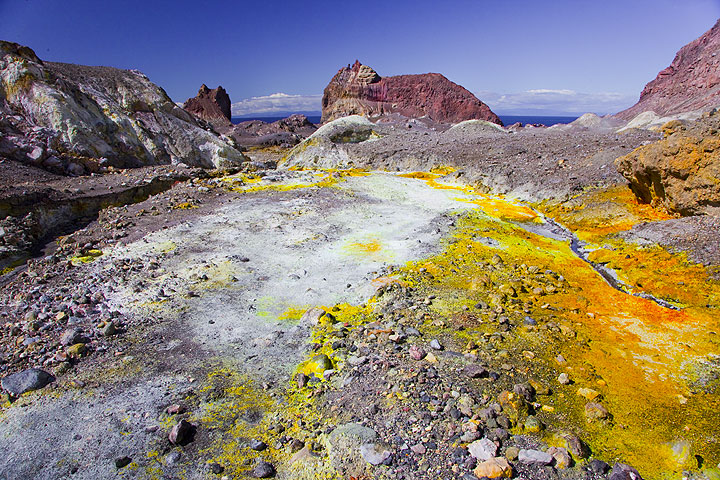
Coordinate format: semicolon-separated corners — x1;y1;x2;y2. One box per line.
231;93;322;116
476;89;638;116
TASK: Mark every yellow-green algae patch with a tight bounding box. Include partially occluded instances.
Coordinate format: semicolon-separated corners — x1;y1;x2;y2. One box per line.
69;249;103;266
539;185;674;242
294;303;377;380
397;170;542;224
197;305;373;479
277;305;311;322
395;200;720;479
343;235;394;262
171;201;197;210
194;368;278;478
219;168;368;194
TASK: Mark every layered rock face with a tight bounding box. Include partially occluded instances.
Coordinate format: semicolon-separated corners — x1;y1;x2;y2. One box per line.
615;110;720;215
617;19;720;120
182;84;232;127
0;41;246;174
321;60;502;125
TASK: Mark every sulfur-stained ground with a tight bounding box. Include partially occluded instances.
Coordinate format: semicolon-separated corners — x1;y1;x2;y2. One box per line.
0;164;718;480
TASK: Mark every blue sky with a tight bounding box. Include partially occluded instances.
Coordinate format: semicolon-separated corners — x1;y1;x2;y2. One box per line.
2;0;719;115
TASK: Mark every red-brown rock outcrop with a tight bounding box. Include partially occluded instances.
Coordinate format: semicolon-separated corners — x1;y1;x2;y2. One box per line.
183;84;232;126
321;61;502;125
617;19;720;119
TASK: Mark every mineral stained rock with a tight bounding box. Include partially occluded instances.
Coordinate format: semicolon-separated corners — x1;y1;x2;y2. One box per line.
615;110;720;216
0;41;247;173
321;60;502;125
182;84;232;126
617;18;720;119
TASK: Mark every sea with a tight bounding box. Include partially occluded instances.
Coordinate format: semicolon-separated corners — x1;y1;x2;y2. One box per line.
231;114;579;127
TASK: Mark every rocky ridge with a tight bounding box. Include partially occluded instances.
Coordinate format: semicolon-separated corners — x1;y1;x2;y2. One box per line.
618;19;720;120
232;113;318;147
182;84;232;127
0;41;247;173
321;60;502;125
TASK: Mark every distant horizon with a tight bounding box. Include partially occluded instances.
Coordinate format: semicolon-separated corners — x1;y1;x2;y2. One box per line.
230;112;585;119
230;113;583;128
229;107;613;119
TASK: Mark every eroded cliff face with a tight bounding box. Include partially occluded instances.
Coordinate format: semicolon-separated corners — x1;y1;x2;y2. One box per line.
615;110;720;216
321;60;502;125
0;41;247;174
617;19;720;119
182;84;232;128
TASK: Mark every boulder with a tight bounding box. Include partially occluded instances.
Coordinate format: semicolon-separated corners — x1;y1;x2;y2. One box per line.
518;448;554;465
281;115;383;169
445;119;507;137
326;423;384;476
321;60;502;125
168;419;194;445
473;457;513;479
1;368;55;396
468;437;498;460
617;19;720;119
615;110;720;215
609;463;644;480
0;41;247;172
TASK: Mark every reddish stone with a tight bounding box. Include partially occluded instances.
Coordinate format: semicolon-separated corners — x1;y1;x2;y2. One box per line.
183;84;232;125
617;19;720;119
321;60;502;125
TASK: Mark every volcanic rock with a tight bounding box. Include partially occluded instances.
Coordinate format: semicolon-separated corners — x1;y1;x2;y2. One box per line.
615;110;720;215
183;84;232;127
232;114;317;147
1;368;55;396
321;60;502;125
168;419;194;445
0;41;246;172
617;19;720;120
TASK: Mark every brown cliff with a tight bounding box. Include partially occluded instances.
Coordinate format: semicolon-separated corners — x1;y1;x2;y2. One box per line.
617;19;720;119
321;61;502;125
183;84;232;126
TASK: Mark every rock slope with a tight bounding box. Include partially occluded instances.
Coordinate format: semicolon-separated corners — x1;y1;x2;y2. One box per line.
616;110;720;216
321;60;502;125
182;84;232;127
0;41;246;173
617;19;720;119
283;115;657;202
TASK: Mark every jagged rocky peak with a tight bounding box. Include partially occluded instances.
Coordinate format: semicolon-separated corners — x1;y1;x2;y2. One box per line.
183;84;232;125
346;60;382;85
321;60;502;125
0;41;246;174
618;18;720;120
